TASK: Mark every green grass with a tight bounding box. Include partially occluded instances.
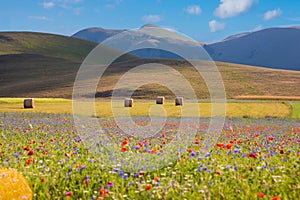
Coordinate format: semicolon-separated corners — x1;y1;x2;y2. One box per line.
291;102;300;118
0;98;295;118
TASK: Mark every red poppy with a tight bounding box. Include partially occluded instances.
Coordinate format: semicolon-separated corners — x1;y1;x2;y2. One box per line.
66;191;73;197
122;140;128;146
226;143;232;150
215;171;221;175
41;178;45;182
83;179;89;184
268;136;275;141
247;153;257;159
28;150;34;156
100;188;109;197
146;184;152;190
272;196;280;200
121;147;127;152
154;176;160;181
150;149;157;154
26;158;35;165
257;192;265;198
24;146;31;151
217;143;224;148
280;150;284;154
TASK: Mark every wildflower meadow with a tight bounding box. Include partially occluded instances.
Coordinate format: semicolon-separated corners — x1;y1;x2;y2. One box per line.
0;112;299;199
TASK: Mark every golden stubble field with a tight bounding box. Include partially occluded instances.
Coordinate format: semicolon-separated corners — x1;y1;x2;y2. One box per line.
0;98;298;118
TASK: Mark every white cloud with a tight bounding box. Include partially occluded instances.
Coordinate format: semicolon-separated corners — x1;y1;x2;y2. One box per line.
142;15;162;23
209;20;226;32
252;25;263;31
105;0;122;9
185;5;202;15
29;16;50;21
57;0;83;3
42;1;55;9
73;7;83;15
263;9;282;21
214;0;257;18
287;17;300;22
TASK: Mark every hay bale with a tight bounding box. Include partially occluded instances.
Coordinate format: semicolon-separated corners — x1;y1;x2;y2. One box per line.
156;96;165;104
175;97;183;106
0;168;32;200
24;98;35;109
124;98;133;107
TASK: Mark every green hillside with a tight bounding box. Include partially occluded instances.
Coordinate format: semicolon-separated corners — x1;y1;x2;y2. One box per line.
0;31;98;62
0;31;136;98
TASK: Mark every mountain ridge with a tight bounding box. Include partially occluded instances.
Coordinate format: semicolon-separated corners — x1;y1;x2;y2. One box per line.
204;26;300;70
72;25;300;70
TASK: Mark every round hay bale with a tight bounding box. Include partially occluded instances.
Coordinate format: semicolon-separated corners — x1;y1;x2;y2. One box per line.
0;168;32;200
24;98;35;109
175;97;183;106
156;96;165;104
124;98;133;107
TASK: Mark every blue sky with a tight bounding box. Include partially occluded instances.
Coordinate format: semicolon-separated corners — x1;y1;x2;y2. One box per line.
1;0;300;42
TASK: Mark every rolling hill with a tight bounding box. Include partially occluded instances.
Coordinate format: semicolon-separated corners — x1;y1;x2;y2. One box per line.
0;31;136;98
0;31;98;62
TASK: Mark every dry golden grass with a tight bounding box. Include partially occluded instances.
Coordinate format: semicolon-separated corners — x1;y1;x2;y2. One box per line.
0;98;294;118
234;95;300;101
0;168;32;200
1;58;300;99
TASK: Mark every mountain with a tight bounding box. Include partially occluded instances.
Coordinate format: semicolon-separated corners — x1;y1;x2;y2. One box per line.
73;25;300;70
72;27;126;43
204;27;300;71
72;24;203;59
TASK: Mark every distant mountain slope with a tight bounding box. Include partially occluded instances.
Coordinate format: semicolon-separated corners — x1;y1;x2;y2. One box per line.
72;24;203;59
204;27;300;70
72;27;126;43
74;25;300;70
